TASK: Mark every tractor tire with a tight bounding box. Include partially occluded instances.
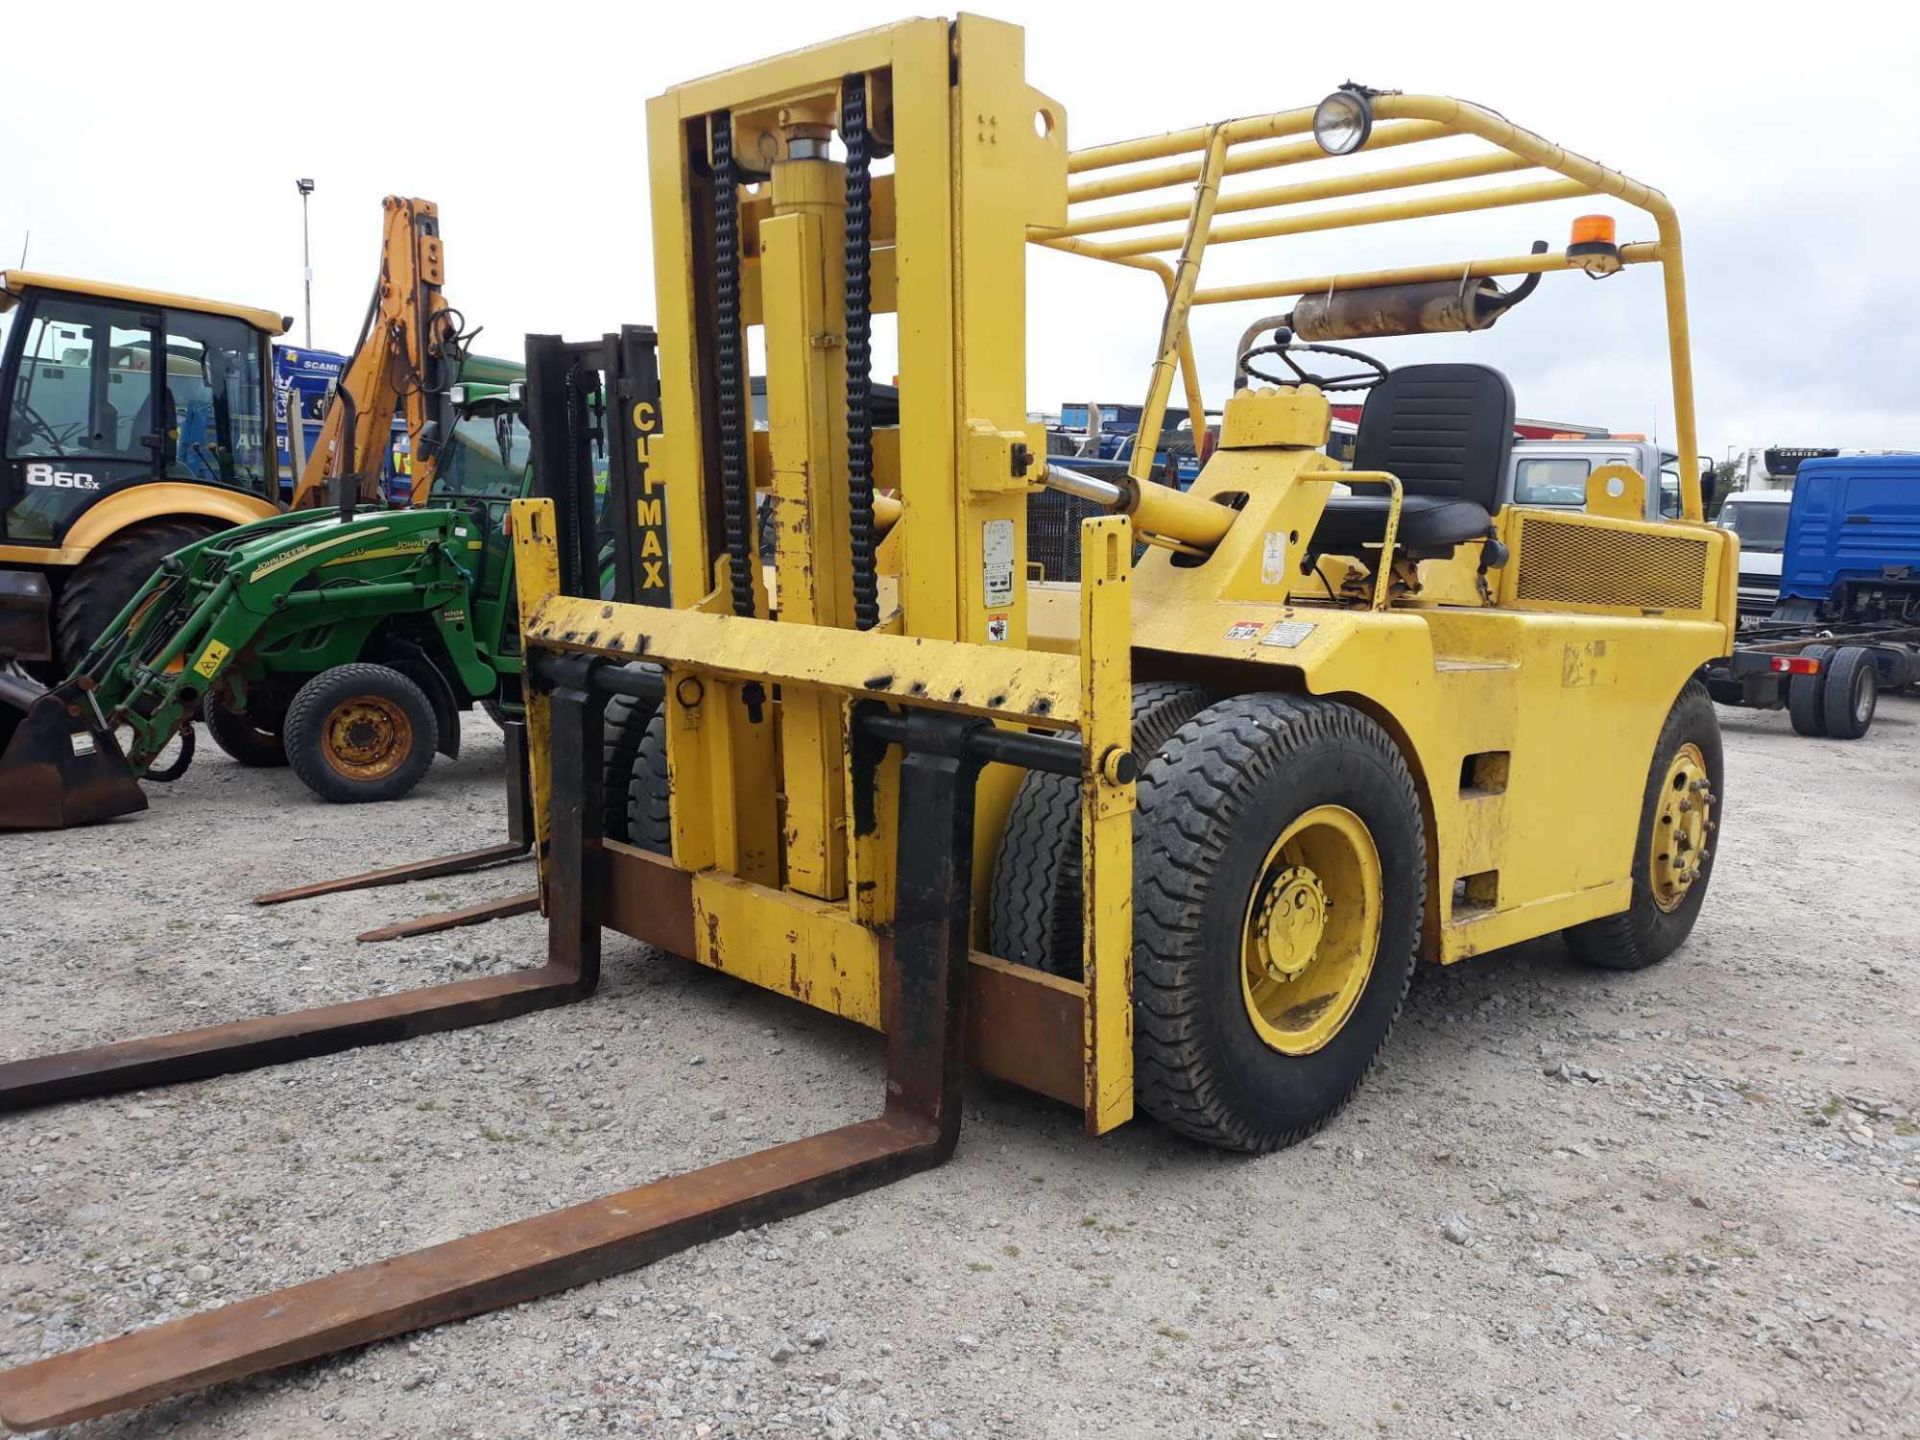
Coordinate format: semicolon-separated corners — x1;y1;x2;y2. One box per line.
601;665;661;844
624;709;673;854
284;663;438;804
989;681;1210;976
1787;643;1834;737
1564;680;1723;971
1821;646;1877;740
202;697;288;768
1131;694;1425;1153
53;520;216;669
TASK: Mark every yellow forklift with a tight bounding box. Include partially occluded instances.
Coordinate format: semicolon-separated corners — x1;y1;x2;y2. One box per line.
0;17;1737;1429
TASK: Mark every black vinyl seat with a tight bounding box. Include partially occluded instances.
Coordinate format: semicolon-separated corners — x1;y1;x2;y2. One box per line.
1312;363;1516;555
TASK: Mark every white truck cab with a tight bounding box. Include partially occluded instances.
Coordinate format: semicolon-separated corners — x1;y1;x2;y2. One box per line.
1502;439;1684;522
1715;488;1793;617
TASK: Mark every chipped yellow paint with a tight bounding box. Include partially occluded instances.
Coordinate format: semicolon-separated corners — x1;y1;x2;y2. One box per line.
1078;516;1134;1134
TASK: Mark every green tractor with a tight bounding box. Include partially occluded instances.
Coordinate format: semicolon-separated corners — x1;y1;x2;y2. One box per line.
0;328;664;829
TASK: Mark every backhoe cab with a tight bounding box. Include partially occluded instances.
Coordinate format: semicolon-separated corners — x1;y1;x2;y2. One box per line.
0;272;288;670
0;19;1737;1431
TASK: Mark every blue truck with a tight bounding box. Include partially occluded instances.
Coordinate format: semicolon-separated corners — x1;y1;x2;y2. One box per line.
273;345;411;503
1702;454;1920;738
1053;401;1210;487
1772;454;1920;624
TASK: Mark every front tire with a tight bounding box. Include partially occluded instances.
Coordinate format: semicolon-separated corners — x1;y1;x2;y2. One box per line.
624;710;672;854
202;696;288;768
53;520;216;669
601;665;661;844
989;681;1209;977
1564;680;1723;970
1132;694;1425;1153
284;663;438;804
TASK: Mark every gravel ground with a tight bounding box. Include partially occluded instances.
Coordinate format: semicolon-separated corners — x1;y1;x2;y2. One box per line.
2;698;1916;1440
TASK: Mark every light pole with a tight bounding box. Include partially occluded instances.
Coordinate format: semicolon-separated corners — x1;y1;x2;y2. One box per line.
295;178;315;348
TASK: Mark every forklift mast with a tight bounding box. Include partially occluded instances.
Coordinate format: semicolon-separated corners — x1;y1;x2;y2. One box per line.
522;325;667;606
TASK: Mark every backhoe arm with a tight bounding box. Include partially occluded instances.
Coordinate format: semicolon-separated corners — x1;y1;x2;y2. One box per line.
290;197;461;510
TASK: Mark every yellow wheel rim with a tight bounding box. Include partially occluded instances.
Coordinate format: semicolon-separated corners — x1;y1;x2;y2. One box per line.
320;696;412;782
1650;741;1711;913
1239;804;1383;1055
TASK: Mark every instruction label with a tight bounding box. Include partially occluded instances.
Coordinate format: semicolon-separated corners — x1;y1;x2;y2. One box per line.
1261;531;1289;586
982;519;1015;608
1261;621;1316;649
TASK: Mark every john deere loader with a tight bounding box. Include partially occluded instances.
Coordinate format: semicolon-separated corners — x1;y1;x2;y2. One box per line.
0;188;661;828
0;17;1738;1431
0;334;661;828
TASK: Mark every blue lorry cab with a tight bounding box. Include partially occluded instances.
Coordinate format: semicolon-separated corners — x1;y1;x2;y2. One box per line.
1776;454;1920;622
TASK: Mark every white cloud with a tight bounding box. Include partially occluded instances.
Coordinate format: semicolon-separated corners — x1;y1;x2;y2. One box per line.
5;0;1916;454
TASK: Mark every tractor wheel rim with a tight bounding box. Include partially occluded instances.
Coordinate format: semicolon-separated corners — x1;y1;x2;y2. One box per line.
1854;672;1874;724
1650;741;1710;913
320;696;412;781
1239;803;1382;1056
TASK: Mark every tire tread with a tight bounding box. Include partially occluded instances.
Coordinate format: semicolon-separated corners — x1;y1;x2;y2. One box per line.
284;663;438;804
1132;693;1424;1153
54;520;215;669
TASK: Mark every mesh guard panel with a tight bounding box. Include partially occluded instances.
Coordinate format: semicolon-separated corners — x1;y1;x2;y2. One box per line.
1513;515;1710;612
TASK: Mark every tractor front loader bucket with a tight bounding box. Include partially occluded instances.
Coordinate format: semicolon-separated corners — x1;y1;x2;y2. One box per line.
0;671;145;831
0;662;1040;1433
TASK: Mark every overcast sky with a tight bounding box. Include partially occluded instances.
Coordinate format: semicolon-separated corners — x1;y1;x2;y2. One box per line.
7;1;1917;461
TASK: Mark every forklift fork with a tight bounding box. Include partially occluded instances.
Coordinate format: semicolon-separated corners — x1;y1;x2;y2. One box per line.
0;708;588;1116
254;721;539;944
0;662;1051;1433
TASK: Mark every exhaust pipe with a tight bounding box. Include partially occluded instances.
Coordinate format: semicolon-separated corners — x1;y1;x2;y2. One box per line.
0;668;146;830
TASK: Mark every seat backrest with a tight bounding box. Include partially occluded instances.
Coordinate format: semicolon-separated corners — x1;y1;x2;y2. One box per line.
1352;363;1516;508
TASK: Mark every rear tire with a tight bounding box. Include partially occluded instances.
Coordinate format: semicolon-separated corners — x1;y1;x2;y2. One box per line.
1821;646;1877;740
202;697;288;768
1787;643;1833;736
1564;680;1722;970
284;663;438;804
1132;694;1425;1153
53;521;216;669
988;681;1210;976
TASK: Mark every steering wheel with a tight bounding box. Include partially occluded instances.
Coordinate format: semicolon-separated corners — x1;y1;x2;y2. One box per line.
1238;330;1388;393
10;397;81;450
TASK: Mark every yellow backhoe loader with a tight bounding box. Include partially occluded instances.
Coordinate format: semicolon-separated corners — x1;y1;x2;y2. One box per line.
0;17;1737;1430
0;273;288;670
0;196;464;680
